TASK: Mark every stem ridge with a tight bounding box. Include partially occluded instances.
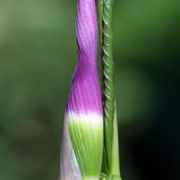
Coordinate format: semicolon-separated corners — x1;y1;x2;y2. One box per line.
102;0;114;173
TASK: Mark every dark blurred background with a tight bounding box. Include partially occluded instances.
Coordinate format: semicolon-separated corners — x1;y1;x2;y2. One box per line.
0;0;179;179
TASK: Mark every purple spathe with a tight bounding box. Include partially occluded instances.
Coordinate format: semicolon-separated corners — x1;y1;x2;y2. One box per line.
66;0;102;115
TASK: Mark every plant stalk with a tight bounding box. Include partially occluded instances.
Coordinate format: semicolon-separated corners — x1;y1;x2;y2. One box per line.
101;0;122;178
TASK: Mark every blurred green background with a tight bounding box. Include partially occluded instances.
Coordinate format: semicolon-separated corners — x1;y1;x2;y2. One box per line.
0;0;179;179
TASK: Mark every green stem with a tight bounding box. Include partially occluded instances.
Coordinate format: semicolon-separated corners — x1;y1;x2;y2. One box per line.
103;0;114;172
96;0;103;39
101;0;121;178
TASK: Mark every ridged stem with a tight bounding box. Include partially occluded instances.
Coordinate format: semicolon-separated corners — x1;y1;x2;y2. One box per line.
101;0;121;178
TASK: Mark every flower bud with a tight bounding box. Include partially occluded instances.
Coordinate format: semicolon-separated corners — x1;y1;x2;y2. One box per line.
60;0;103;179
